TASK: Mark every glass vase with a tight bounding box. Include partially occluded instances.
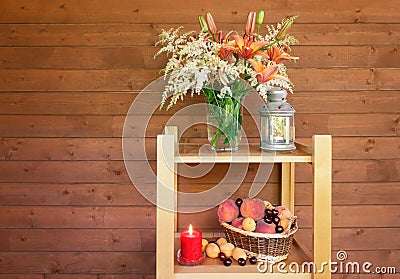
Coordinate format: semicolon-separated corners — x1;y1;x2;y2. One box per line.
206;96;243;152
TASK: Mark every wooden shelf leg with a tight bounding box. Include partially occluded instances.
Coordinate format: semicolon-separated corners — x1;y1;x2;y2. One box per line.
156;134;176;279
281;162;295;214
312;135;332;279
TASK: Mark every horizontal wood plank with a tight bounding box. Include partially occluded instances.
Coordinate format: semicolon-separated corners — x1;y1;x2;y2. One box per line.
0;24;399;47
0;252;155;274
0;160;398;183
0;0;399;24
1;136;399;161
0;204;398;230
0;91;399;115
0;46;399;69
0;114;398;138
0;206;155;229
0;69;399;92
0;229;155;251
1;181;399;206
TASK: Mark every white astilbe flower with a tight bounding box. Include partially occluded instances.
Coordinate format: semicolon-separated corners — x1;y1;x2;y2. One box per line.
217;86;233;99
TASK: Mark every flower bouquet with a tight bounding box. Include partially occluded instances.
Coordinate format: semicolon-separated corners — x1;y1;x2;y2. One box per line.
155;11;299;151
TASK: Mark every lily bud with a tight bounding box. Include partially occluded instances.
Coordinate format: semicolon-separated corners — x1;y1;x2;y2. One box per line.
198;15;208;33
257;10;264;26
206;12;217;34
245;11;257;36
276;16;297;41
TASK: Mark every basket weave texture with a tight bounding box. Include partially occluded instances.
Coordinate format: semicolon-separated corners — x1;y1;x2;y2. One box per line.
220;217;298;263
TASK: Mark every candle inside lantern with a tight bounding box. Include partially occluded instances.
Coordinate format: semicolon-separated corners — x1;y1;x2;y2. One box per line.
179;224;203;265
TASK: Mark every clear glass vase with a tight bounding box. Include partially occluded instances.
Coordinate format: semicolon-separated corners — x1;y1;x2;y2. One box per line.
206;97;243;152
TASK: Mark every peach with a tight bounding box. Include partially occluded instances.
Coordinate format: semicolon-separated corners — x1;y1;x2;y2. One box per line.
232;247;247;261
216;237;227;247
256;220;276;234
205;243;220;258
242;217;256;232
202;239;208;251
240;198;265;221
231;217;244;229
280;218;290;231
263;200;274;210
217;199;239;223
275;205;293;220
220;243;235;257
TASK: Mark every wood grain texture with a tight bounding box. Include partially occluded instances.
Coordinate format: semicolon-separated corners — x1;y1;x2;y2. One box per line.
0;160;398;183
0;252;155;274
1;136;399;161
0;68;399;92
0;46;399;69
0;229;155;252
0;0;399;24
0;114;399;138
1;91;399;115
0;24;399;47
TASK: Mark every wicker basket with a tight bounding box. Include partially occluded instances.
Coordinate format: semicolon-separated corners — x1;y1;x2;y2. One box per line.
220;216;298;263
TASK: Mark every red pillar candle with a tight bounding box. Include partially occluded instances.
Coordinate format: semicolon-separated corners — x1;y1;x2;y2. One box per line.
179;224;203;265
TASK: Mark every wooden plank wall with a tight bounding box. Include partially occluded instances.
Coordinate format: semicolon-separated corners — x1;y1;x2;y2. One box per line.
0;0;399;278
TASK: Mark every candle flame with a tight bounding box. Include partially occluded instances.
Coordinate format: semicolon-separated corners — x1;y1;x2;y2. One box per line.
189;224;193;235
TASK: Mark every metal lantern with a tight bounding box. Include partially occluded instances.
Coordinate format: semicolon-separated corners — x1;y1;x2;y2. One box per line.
259;88;296;151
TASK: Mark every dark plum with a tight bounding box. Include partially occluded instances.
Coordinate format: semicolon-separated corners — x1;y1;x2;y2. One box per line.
223;258;232;266
249;256;258;265
235;198;243;208
264;217;273;224
218;252;227;261
272;216;280;225
238;258;246;266
275;225;284;233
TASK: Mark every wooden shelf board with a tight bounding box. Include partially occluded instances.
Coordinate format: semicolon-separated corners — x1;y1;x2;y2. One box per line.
174;237;312;279
175;144;312;164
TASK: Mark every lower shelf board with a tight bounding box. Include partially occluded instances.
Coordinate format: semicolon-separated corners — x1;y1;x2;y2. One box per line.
174;238;312;279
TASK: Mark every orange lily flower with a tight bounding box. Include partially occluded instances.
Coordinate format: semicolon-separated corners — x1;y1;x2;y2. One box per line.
232;35;268;59
267;45;299;64
245;11;257;36
218;45;235;60
248;59;290;84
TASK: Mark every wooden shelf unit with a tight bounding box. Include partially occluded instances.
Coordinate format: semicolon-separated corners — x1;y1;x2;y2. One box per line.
156;126;332;279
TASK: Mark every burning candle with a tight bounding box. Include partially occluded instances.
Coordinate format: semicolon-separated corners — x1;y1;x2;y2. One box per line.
179;224;203;265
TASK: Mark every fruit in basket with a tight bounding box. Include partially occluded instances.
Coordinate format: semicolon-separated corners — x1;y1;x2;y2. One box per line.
272;208;279;217
275;225;284;233
220;243;235;257
235;198;243;208
264;216;273;224
232;247;247;261
263;200;274;210
242;217;256;232
280;218;290;230
217;199;239;222
272;216;281;225
223;258;232;266
238;258;246;266
240;198;265;221
201;239;208;251
265;208;273;218
205;243;220;258
231;217;244;229
255;219;276;234
216;237;227;247
275;205;293;220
